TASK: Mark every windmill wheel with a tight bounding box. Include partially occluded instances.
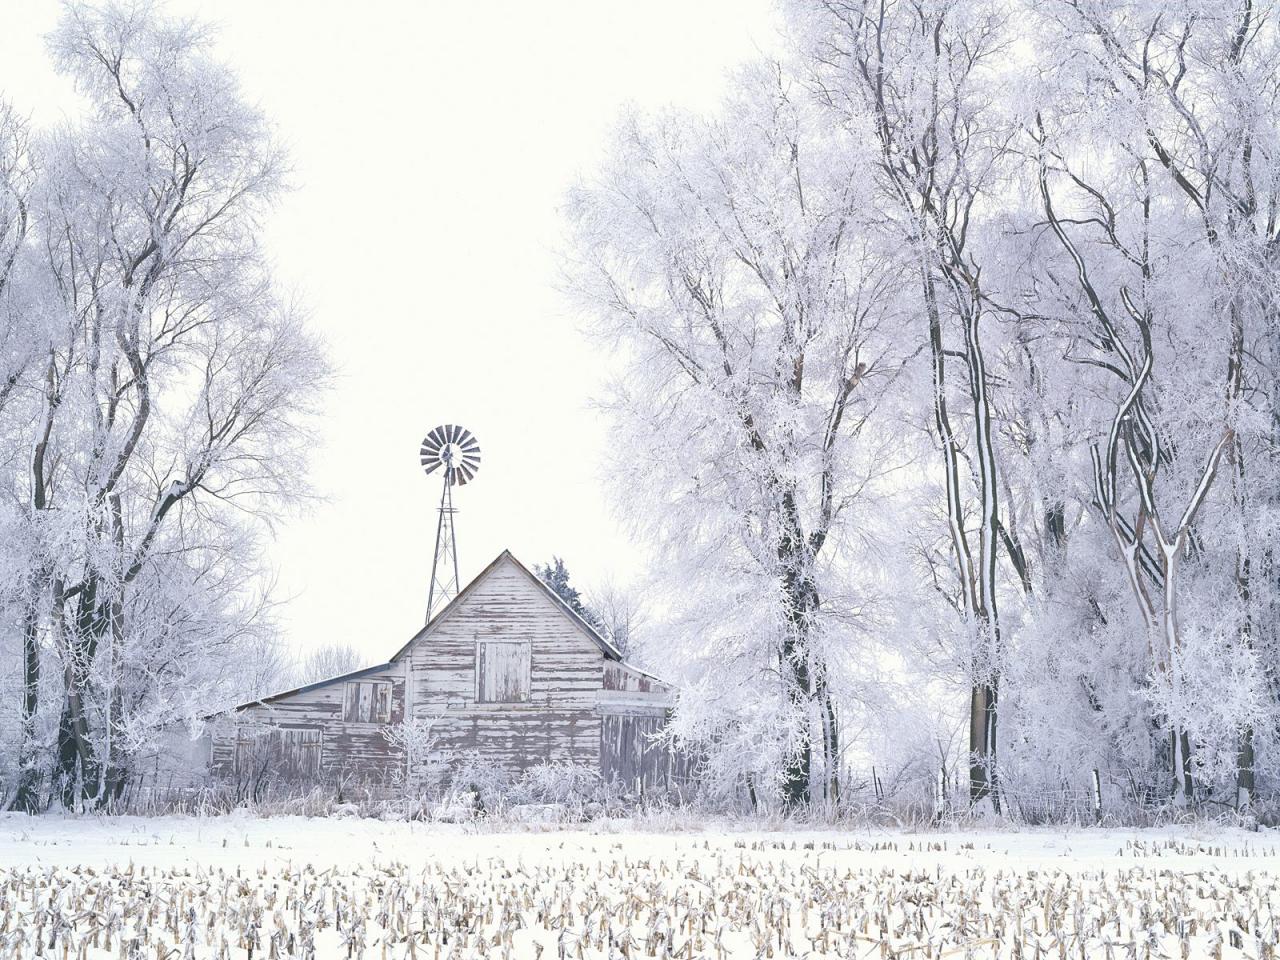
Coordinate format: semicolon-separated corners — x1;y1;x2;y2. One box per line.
420;424;481;486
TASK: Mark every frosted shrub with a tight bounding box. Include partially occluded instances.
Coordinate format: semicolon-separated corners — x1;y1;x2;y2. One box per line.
517;761;602;805
381;716;452;798
448;753;513;814
434;760;633;821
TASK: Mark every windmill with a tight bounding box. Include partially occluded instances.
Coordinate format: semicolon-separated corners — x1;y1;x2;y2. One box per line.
420;424;481;623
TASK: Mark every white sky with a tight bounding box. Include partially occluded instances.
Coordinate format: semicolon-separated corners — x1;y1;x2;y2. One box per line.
4;0;783;664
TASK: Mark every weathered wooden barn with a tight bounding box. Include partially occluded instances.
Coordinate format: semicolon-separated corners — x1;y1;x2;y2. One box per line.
206;550;685;794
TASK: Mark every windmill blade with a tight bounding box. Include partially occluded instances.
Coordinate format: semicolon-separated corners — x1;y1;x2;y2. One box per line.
421;423;480;484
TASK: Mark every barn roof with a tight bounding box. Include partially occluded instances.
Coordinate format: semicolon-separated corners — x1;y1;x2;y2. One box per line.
219;548;623;714
389;549;624;662
222;662;394;711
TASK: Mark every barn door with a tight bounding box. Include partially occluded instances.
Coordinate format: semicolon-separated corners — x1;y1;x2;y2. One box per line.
600;713;673;793
234;727;323;783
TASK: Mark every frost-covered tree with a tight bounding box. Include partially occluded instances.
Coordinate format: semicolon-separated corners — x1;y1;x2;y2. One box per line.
0;98;40;812
563;0;1280;818
584;579;645;658
0;1;325;809
568;64;910;808
793;0;1020;807
1019;0;1280;808
296;642;365;686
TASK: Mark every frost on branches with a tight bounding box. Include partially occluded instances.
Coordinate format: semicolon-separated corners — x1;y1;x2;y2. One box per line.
570;0;1280;815
6;0;1280;821
0;2;326;811
567;65;913;809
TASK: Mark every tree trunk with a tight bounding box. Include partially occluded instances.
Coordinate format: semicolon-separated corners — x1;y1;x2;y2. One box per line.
1237;727;1255;809
821;686;839;806
950;262;1003;811
778;499;822;809
968;678;997;806
923;268;1001;809
16;401;56;813
9;601;42;813
780;620;813;809
1173;728;1194;804
924;273;985;801
55;577;108;806
1227;297;1255;810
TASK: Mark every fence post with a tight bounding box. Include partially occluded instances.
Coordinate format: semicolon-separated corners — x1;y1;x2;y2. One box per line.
1091;769;1102;824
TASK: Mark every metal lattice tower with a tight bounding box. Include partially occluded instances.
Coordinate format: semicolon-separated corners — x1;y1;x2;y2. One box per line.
420;424;480;623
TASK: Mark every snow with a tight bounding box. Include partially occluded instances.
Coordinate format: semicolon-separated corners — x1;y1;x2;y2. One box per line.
0;812;1272;874
1;815;1277;957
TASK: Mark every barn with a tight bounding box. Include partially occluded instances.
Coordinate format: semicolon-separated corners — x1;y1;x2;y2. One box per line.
207;550;685;795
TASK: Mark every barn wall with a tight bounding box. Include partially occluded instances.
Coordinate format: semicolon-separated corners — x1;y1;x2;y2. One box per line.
597;662;689;791
210;662;408;789
603;661;673;695
597;689;690;793
205;552;684;794
408;556;605;775
599;711;688;793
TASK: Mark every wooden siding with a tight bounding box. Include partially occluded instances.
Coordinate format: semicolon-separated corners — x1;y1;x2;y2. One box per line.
597;662;683;792
409;556;605;774
211;662;407;786
235;727;323;782
603;661;672;696
600;713;697;793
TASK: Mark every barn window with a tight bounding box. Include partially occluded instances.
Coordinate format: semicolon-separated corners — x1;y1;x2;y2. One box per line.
343;680;393;723
476;641;531;703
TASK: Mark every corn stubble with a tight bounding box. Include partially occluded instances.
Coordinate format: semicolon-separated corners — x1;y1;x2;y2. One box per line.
0;837;1275;958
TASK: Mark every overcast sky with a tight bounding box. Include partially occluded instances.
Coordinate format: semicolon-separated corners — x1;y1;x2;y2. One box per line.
4;1;783;664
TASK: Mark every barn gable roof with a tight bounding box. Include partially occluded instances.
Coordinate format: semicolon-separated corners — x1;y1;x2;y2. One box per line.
389;549;624;663
219;549;623;714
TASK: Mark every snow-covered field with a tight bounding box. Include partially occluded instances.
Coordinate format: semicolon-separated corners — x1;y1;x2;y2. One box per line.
1;814;1277;958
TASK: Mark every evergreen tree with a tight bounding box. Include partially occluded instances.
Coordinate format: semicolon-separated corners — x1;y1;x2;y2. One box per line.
535;558;602;630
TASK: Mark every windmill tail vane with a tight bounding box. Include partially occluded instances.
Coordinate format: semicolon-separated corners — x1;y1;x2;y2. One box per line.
420;424;481;623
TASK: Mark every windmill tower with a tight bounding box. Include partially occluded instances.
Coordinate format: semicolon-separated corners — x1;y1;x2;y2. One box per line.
420;424;481;623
